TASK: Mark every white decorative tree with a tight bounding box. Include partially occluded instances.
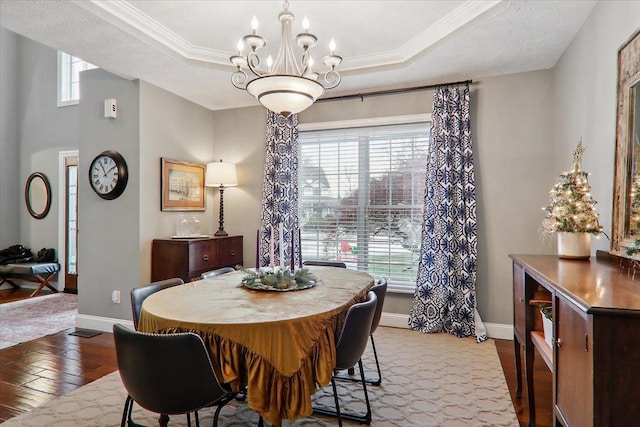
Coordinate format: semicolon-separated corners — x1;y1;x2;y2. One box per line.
542;140;603;235
542;140;602;259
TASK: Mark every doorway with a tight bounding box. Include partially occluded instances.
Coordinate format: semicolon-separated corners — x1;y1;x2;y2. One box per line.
58;150;79;293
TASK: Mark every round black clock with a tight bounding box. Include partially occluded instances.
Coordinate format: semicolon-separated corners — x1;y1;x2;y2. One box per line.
89;150;128;200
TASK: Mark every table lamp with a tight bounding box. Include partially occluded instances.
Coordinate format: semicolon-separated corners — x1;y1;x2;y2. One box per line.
205;160;238;237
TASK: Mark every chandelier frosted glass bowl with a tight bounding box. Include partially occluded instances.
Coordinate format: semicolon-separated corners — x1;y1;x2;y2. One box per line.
230;1;342;116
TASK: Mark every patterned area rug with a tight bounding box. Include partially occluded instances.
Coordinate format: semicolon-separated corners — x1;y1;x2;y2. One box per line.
0;293;77;349
1;327;518;426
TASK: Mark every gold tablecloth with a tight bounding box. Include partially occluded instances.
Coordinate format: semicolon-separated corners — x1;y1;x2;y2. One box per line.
139;266;373;426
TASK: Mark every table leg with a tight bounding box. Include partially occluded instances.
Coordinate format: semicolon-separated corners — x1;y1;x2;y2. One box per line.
514;334;522;398
525;337;536;427
158;414;169;427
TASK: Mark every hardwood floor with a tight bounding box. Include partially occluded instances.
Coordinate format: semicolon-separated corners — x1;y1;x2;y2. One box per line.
0;289;118;423
0;290;551;425
495;339;553;427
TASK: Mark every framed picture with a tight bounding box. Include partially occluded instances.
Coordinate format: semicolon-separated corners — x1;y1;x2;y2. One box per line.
161;158;206;211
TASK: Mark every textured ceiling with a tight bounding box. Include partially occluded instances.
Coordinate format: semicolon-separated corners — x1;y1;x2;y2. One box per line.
0;0;597;111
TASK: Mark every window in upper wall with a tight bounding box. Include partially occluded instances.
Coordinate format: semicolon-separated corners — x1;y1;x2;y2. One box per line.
57;51;97;107
298;116;431;292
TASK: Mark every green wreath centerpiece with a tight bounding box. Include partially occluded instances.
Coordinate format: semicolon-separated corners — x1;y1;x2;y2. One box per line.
241;267;318;291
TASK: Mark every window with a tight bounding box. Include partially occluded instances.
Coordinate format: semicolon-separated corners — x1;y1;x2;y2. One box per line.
298;115;431;292
57;51;97;106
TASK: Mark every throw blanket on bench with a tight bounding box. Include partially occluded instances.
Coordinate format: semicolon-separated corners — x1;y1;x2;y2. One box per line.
0;262;61;297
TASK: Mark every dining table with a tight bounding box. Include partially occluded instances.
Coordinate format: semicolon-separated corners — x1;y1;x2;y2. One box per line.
138;266;374;426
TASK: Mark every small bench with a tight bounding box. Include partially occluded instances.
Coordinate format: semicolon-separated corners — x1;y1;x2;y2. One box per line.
0;262;61;297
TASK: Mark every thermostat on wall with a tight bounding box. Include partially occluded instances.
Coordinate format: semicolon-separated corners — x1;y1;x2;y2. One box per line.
104;99;117;119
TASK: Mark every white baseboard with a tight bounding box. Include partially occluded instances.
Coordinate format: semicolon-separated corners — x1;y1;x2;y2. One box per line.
76;314;134;333
380;312;513;340
380;312;410;329
484;322;513;340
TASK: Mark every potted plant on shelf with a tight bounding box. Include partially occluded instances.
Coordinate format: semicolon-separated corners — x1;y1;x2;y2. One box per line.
542;139;603;259
539;303;553;348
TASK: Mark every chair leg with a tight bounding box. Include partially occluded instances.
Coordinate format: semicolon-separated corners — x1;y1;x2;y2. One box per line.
258;415;265;427
121;396;132;427
124;397;147;427
313;359;372;424
126;397;140;427
357;358;372;424
369;334;382;386
212;402;228;427
331;377;343;427
187;411;192;427
335;334;382;386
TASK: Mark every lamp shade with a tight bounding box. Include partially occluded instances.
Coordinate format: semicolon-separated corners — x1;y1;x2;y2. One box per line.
205;160;237;187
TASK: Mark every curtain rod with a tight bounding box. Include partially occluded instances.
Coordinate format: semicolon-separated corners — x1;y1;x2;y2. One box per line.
317;79;474;103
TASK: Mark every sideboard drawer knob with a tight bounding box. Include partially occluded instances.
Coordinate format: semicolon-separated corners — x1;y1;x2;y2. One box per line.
556;338;562;348
230;250;236;256
203;254;209;261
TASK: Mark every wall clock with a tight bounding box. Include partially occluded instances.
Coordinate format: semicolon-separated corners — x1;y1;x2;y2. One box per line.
88;150;128;200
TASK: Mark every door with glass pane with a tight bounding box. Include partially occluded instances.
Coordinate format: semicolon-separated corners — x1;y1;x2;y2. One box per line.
64;157;78;293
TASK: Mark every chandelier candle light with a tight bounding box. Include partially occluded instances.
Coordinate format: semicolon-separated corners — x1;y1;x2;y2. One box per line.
205;160;238;237
230;0;342;116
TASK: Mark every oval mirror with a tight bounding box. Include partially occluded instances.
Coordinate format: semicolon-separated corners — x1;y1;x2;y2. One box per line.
25;172;52;219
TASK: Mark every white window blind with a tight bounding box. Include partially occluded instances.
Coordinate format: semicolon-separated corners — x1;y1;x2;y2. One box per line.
58;52;97;107
298;118;431;292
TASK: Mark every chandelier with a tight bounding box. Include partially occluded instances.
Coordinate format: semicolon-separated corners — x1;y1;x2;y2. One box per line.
230;0;342;116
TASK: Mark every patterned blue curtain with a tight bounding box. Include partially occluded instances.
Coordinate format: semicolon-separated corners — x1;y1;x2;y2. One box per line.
258;111;301;268
409;84;487;343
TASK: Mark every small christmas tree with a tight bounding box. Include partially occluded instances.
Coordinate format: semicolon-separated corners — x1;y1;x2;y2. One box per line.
542;139;603;235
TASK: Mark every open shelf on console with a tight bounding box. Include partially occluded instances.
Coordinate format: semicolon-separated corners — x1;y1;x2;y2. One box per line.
531;331;553;370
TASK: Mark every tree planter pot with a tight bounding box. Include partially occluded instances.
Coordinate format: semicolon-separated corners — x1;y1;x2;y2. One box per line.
541;313;553;348
557;232;591;259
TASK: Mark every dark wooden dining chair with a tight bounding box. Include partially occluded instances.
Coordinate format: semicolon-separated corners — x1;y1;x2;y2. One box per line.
302;260;347;268
314;291;377;426
336;277;387;386
113;324;234;427
200;267;235;280
130;278;183;330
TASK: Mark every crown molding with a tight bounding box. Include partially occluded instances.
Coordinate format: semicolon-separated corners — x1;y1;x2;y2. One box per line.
74;0;505;71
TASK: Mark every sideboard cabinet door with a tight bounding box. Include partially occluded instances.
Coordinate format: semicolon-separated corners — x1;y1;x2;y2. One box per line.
555;295;593;427
219;236;243;267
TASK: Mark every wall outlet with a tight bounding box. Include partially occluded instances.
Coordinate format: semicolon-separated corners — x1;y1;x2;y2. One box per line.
112;290;120;304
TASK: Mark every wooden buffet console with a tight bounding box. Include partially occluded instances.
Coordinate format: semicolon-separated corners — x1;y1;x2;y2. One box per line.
152;236;243;282
510;252;640;427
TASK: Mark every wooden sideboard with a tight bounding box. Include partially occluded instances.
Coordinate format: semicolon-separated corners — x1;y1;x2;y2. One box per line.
151;236;243;282
510;252;640;427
